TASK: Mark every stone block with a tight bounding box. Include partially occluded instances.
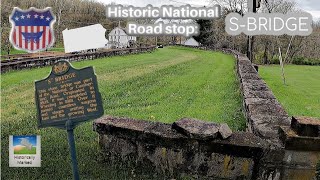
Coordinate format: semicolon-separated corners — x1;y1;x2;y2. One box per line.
219;123;232;139
93;116;269;179
238;59;252;66
241;79;266;85
249;115;290;139
239;72;261;80
283;150;320;167
279;126;320;151
248;102;288;117
291;116;320;137
172;118;219;140
242;81;269;92
94;115;150;134
243;89;276;99
238;64;257;74
144;122;187;140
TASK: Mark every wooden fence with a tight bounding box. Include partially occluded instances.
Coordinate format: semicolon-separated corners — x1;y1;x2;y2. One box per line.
1;46;156;73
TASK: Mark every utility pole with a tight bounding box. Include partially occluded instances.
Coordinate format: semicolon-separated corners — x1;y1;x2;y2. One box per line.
247;0;260;62
155;36;157;46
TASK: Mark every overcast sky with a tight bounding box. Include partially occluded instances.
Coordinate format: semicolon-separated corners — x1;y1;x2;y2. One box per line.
95;0;320;20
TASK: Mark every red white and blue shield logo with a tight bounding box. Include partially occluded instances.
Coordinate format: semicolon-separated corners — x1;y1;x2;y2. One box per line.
9;7;56;53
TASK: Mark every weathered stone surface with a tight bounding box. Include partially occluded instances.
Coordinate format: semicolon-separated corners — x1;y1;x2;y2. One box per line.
238;59;252;66
238;55;251;62
291;116;320;137
242;81;269;92
218;123;232;139
243;89;276;99
234;50;292;147
245;98;278;105
144;122;187;139
279;126;320;151
260;128;320;180
241;79;266;85
238;64;257;74
250;114;290;127
94;115;150;132
249;115;290;141
172;118;219;140
93;115;268;179
283;150;320;167
239;72;261;80
248;102;288;117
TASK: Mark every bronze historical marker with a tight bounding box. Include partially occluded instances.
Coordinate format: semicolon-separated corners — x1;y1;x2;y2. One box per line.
35;60;104;128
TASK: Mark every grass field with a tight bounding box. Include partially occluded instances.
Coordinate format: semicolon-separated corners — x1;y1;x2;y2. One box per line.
1;46;245;179
1;48;26;55
259;65;320;118
1;47;64;56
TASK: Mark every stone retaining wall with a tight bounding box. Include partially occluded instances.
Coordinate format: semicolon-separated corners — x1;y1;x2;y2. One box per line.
93;116;268;179
93;46;320;179
178;45;291;144
232;51;291;145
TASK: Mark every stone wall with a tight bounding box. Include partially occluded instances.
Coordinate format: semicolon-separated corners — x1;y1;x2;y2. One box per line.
93;116;268;179
232;51;291;145
93;46;320;179
1;46;156;73
179;45;291;145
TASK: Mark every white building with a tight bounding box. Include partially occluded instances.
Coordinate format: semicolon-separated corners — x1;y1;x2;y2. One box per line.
107;26;136;48
184;37;200;46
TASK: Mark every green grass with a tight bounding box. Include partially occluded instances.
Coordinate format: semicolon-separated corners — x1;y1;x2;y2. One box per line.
1;47;64;56
1;46;245;179
14;146;37;154
259;65;320;118
1;48;26;55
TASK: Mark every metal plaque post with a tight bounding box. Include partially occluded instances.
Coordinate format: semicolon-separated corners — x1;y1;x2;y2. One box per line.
66;120;80;180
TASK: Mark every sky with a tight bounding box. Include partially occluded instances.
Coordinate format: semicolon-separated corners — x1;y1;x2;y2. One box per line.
294;0;320;20
96;0;320;21
13;135;37;146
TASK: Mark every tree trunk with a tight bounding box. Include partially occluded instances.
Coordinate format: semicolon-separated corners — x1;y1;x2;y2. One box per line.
263;41;269;64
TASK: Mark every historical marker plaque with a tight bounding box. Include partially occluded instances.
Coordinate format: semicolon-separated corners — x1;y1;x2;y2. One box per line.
35;60;104;128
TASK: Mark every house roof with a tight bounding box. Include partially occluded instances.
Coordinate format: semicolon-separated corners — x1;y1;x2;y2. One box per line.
108;27;126;35
184;37;199;45
108;26;136;37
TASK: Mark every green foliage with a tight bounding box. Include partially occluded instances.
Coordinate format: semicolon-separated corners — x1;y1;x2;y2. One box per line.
292;56;320;66
270;56;280;64
254;51;265;64
1;47;65;55
1;46;246;179
1;48;27;55
255;54;320;66
259;65;320;118
194;20;212;46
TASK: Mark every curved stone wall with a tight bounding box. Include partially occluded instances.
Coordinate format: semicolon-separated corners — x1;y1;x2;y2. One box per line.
93;46;320;179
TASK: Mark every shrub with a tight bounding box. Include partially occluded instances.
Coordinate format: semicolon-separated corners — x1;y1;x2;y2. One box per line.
270;56;280;64
292;56;320;66
292;56;304;65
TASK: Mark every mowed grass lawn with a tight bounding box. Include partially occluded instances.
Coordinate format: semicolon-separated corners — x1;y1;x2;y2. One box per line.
259;65;320;118
1;46;245;179
1;47;64;56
